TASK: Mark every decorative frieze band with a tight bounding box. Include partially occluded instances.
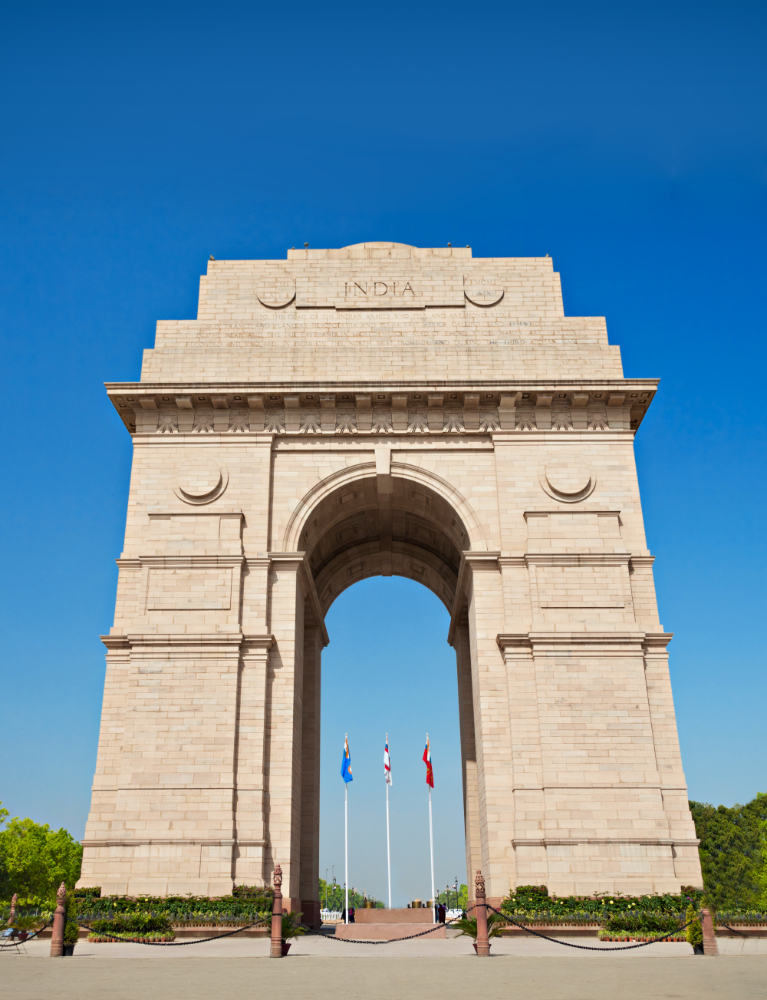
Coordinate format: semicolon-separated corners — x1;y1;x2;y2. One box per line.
114;388;654;436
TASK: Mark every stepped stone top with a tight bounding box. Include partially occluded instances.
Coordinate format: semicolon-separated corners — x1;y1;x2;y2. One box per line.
133;243;626;384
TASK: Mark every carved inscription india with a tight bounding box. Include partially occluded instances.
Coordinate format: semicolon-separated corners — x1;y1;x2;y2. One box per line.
344;280;416;298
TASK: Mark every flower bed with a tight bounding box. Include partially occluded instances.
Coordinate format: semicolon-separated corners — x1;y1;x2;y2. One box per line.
499;884;701;936
89;931;176;943
597;931;688;942
87;915;174;942
715;911;767;927
501;884;702;921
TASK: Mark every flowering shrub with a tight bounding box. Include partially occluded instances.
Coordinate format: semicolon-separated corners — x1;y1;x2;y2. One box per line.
501;885;704;927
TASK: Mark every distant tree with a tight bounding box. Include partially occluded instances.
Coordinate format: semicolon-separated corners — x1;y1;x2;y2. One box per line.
690;793;767;909
0;803;83;901
437;883;468;909
318;877;379;910
756;817;767;909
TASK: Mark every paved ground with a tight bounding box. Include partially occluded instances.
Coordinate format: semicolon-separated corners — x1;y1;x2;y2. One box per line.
2;953;765;1000
3;934;766;1000
3;929;697;959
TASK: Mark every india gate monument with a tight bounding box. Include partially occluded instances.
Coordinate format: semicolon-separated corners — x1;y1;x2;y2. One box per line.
78;242;703;920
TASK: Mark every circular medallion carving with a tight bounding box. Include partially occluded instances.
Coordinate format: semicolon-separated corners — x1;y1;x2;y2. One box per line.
174;462;229;505
257;275;296;309
464;275;504;307
539;463;595;503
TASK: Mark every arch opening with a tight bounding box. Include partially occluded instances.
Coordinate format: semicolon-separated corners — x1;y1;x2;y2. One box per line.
297;474;472;617
290;471;479;921
318;577;467;908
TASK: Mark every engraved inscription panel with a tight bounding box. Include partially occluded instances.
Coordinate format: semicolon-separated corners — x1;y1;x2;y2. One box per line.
295;275;464;309
464;275;504;307
257;275;296;308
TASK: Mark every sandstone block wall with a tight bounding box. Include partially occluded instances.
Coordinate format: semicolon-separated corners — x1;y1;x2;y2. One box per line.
78;242;702;907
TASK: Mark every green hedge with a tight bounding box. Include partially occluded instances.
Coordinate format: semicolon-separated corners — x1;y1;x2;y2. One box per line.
90;915;173;935
78;893;272;926
602;912;682;935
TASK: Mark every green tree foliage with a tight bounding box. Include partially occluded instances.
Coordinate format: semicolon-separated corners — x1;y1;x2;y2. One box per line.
436;883;468;909
0;804;82;901
690;793;767;909
318;878;381;910
758;820;767;909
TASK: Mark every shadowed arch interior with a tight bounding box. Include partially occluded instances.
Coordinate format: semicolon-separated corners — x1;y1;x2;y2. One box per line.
298;474;471;615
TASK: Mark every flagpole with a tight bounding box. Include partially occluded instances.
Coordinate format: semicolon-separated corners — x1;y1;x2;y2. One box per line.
386;745;392;909
345;780;349;924
428;737;436;923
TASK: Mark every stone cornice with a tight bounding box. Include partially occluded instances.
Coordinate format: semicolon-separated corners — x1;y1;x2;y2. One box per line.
106;381;657;436
643;631;674;651
82;838;268;848
101;633;245;651
241;633;275;652
107;379;660;392
511;837;699;848
524;553;630;566
496;634;533;652
497;631;675;656
117;554;245;568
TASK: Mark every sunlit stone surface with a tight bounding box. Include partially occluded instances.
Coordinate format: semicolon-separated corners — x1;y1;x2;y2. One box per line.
78;242;702;921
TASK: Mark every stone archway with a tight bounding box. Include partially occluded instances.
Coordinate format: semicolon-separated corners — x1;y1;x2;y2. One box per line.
275;460;485;924
78;241;703;917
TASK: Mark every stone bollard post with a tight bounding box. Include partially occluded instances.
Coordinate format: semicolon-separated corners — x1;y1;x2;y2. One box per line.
474;870;490;957
270;864;284;958
50;883;67;957
701;908;719;956
9;893;17;925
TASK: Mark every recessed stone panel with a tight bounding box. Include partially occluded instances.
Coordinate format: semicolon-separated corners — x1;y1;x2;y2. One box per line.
146;568;232;610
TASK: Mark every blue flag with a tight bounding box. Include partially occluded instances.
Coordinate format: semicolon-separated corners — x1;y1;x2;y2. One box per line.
341;735;353;783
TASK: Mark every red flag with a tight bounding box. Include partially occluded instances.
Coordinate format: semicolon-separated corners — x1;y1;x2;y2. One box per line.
423;736;434;788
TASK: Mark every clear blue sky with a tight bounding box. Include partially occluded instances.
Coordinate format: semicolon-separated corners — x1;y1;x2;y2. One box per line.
0;1;765;904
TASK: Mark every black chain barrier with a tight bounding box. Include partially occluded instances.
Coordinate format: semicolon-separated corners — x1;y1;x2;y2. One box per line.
75;915;270;946
8;905;702;952
0;920;53;949
484;904;696;951
718;923;747;936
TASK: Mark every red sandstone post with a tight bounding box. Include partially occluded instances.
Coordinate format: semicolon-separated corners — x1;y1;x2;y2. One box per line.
49;882;66;957
271;864;284;958
701;908;718;956
474;870;490;957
